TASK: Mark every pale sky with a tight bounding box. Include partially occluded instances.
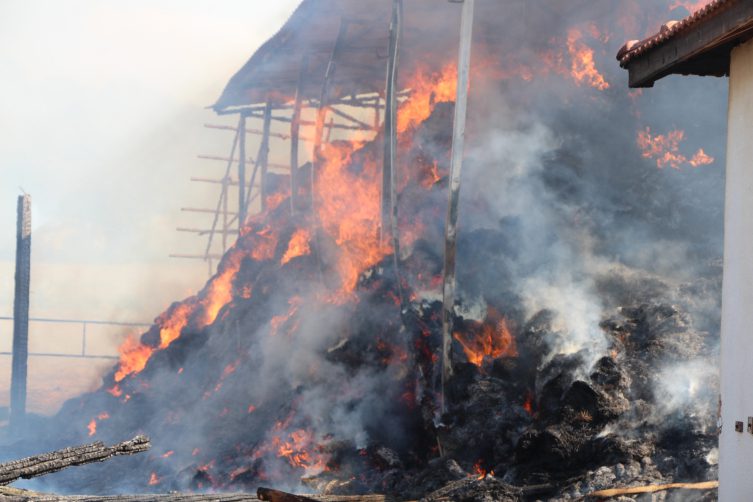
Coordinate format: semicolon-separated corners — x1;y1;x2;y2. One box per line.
0;0;301;412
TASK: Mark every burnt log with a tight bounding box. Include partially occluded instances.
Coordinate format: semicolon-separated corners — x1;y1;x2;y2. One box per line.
0;435;150;486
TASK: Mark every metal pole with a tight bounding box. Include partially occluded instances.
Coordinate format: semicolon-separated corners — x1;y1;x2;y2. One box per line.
10;194;31;431
441;0;475;413
238;112;247;232
259;102;273;211
382;0;402;241
290;54;309;215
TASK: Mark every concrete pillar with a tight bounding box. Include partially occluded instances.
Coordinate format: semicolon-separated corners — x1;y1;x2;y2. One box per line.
720;37;753;502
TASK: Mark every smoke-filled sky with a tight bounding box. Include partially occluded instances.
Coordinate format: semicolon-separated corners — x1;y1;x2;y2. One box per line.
0;0;300;411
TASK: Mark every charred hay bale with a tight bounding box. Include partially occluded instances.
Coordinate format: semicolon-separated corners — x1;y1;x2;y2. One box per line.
395;458;469;500
514;425;651;483
420;476;522;502
439;378;529;467
562;380;629;425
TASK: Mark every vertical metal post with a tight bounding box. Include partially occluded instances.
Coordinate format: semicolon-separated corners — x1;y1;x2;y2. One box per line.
382;0;402;242
441;0;475;412
238;112;247;232
259;102;273;211
81;322;87;356
290;54;309;215
10;194;31;431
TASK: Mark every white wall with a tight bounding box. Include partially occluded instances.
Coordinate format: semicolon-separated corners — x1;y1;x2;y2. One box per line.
720;37;753;502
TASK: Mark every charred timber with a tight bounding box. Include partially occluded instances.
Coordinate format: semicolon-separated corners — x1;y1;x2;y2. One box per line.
0;435;150;486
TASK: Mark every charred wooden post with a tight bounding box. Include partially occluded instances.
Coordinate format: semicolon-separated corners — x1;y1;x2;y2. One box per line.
290;54;309;215
441;0;475;412
0;435;150;485
10;194;31;432
259;102;273;211
238;111;248;231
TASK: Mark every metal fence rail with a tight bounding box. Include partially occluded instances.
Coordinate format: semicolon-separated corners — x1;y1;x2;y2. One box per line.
0;316;151;361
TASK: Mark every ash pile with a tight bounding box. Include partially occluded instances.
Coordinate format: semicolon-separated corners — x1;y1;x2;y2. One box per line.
2;1;726;501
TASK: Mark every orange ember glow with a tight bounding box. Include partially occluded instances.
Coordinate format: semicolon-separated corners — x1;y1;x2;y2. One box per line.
87;419;96;436
567;29;609;91
281;228;312;265
107;384;122;397
454;310;517;366
637;127;714;169
148;472;160;486
162;450;174;459
274;429;329;474
523;392;534;415
472;460;493;480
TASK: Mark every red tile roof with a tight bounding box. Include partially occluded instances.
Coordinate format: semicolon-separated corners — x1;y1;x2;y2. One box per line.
617;0;736;66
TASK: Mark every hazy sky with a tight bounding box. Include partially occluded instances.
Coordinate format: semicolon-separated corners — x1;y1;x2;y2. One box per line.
0;0;301;320
0;1;301;412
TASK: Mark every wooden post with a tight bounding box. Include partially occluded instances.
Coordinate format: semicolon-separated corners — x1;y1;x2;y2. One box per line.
238;112;247;232
441;0;475;412
290;54;309;215
259;102;273;211
10;194;31;431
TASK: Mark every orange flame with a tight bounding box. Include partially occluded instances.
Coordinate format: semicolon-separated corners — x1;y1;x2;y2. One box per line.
148;472;160;486
87;419;97;436
454;310;517;366
567;28;609;91
397;62;458;134
637;127;714;169
281;228;312;265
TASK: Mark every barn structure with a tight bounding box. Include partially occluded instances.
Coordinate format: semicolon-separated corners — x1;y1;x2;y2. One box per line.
619;1;753;500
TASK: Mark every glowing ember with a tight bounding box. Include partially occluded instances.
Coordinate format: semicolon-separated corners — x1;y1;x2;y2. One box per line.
87;419;96;437
454;310;517;366
148;472;160;486
281;228;312;265
567;28;610;91
471;460;493;480
523;392;534;416
162;450;174;459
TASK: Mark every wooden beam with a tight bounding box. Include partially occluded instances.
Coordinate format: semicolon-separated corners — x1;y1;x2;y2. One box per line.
441;0;475;412
0;435;150;486
10;194;31;432
625;1;753;87
259;103;273;211
238;113;248;231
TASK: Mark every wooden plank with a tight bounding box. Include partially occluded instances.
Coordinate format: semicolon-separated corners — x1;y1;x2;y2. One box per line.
290;54;309;214
625;1;753;87
587;480;718;498
441;0;475;412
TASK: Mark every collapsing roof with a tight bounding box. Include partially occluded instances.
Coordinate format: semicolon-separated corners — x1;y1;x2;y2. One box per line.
211;0;463;113
617;0;753;87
